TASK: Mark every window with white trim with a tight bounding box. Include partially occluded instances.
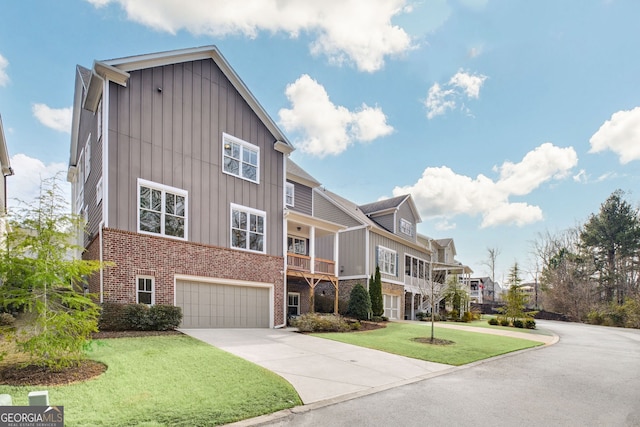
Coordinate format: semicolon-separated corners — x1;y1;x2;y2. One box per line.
222;133;259;183
288;292;300;316
96;177;103;205
231;204;266;253
405;254;427;279
84;134;91;182
286;182;295;206
377;246;397;276
287;236;307;255
97;98;103;141
400;218;413;236
138;179;188;240
137;276;154;305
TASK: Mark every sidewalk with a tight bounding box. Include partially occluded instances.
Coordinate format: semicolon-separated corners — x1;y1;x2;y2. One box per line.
398;320;558;345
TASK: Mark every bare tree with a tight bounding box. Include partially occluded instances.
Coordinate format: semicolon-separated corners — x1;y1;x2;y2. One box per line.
482;247;501;302
531;227;596;321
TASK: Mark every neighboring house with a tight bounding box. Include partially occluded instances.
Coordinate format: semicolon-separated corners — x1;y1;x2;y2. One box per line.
67;46;295;328
431;238;473;311
313;188;442;321
466;276;497;304
0;114;14;238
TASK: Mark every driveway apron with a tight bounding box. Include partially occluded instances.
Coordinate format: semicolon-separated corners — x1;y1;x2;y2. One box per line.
180;328;452;404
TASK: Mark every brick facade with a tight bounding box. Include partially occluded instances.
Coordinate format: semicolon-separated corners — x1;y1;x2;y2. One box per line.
84;228;286;326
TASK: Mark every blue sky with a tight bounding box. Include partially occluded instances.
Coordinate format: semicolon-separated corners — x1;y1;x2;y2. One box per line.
1;0;639;284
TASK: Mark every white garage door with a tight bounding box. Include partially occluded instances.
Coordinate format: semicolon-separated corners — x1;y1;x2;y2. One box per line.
176;279;271;328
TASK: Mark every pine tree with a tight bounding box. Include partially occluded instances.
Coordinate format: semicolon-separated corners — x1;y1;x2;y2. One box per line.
347;283;371;320
369;265;384;317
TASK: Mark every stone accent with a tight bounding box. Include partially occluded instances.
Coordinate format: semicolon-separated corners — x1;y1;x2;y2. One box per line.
84;228;285;326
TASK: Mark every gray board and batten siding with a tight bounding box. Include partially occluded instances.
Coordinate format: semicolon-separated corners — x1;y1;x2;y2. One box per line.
287;179;313;216
106;58;285;255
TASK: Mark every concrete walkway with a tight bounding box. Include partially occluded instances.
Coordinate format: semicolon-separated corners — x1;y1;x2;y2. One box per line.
180;328;453;405
400;320;559;345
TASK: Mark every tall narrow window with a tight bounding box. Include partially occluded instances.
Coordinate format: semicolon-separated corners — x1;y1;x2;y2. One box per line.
97;98;103;141
231;204;266;253
137;276;154;305
222;133;260;183
138;179;187;240
84;134;91;181
286;182;295;206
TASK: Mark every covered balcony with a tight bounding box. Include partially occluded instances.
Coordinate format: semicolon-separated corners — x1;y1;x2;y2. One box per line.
285;210;344;315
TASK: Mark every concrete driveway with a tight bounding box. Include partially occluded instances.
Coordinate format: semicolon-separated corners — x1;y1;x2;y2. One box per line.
180;327;453;404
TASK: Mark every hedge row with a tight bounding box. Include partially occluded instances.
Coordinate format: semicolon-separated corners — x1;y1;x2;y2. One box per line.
99;303;183;331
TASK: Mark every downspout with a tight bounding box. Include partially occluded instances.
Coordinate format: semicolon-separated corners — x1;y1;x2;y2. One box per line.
99;220;104;303
275;153;289;329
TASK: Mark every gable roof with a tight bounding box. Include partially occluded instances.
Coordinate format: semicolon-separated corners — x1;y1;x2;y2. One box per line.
287;158;321;188
70;46;294;167
359;194;422;223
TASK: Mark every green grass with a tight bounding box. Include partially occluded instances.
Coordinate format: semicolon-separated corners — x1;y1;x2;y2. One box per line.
313;322;542;365
465;316;554;336
0;336;301;426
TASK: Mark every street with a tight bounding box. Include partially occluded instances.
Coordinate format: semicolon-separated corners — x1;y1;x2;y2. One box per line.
261;321;640;426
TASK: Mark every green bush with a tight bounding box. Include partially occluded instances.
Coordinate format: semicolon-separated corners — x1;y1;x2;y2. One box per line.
99;303;182;331
525;319;536;329
98;302;129;331
462;311;473;322
488;317;499;326
415;311;427;321
513;319;524;328
292;313;351;332
587;310;604;325
347;283;371;321
149;305;183;331
499;318;510;327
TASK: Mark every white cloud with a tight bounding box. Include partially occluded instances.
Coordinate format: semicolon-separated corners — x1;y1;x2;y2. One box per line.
425;69;487;119
32;104;72;133
392;143;578;228
449;70;487;98
0;53;9;87
425;83;456;119
7;154;69;210
86;0;414;72
278;74;393;157
589;107;640;164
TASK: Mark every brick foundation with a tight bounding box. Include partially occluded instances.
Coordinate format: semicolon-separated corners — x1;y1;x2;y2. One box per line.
84;228;285;326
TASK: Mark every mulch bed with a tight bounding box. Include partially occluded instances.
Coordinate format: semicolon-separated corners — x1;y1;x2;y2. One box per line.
0;360;107;386
0;330;183;387
91;330;184;339
412;337;455;345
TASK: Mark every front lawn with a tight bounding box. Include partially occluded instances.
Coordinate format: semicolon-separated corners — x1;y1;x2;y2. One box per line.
0;335;301;426
313;322;542;365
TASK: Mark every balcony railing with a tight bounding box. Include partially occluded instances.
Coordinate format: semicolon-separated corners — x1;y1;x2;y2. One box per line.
287;253;335;275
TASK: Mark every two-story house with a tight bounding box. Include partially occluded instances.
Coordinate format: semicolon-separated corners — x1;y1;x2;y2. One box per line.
313;189;435;320
68;46;295;328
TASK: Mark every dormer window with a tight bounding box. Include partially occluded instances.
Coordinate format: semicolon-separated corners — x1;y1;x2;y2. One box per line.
400;218;413;236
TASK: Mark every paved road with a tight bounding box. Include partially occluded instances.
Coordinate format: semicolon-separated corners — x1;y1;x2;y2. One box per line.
256;320;640;427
